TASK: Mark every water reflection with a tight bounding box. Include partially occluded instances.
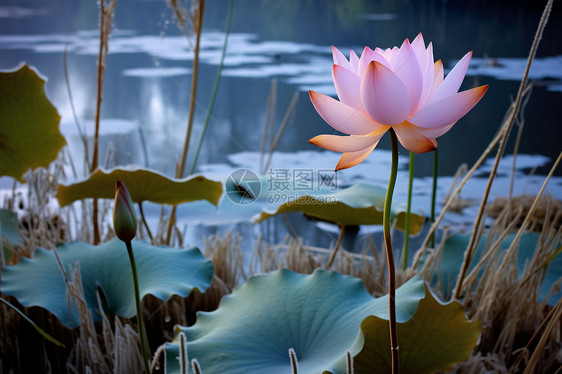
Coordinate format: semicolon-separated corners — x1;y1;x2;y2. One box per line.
0;0;560;248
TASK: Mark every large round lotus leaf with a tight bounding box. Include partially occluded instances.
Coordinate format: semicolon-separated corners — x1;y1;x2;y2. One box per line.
353;284;481;374
417;232;562;305
0;238;213;328
0;64;66;181
254;183;425;234
164;269;426;374
55;167;223;207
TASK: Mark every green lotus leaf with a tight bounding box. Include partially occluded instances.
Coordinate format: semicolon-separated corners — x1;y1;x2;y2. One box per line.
55;167;223;207
164;269;426;374
353;284;482;374
417;232;562;304
254;183;425;233
0;64;66;181
0;238;214;328
0;209;23;255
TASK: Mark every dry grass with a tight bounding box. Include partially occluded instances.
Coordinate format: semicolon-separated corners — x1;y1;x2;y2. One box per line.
1;163;561;372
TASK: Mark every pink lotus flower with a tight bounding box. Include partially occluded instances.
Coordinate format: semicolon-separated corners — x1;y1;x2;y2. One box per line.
309;33;488;170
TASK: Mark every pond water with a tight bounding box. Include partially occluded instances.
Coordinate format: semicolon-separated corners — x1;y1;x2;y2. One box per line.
1;0;561;251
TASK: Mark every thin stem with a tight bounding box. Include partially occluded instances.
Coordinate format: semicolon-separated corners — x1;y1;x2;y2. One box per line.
346;351;353;374
384;128;399;374
412;130;503;270
0;296;64;347
63;45;90;174
326;224;346;270
289;348;298;374
189;0;233;176
430;148;438;248
125;241;151;374
138;202;153;242
402;152;414;270
93;1;109;244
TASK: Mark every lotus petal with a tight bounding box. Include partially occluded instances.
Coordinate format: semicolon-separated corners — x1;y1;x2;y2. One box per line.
333;65;362;109
309;91;379;135
336;143;378;171
349;49;360;71
413;122;455;139
358;46;389;77
392;39;423;110
393;122;437;153
427;51;473;105
332;46;352;71
409;85;488;129
429;59;444;98
309;133;383;153
361;61;411;126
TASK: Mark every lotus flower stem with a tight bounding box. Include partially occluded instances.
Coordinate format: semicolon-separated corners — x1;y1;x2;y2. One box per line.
402;152;414;270
326;224;345;270
383;128;399;374
125;240;151;373
430;148;438;248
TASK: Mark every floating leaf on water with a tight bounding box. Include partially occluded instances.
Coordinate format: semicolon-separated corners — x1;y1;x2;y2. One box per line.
55;167;223;207
254;183;425;233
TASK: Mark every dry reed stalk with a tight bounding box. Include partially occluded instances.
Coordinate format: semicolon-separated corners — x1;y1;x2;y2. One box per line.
262;91;300;173
10;163;71;261
166;0;206;245
65;263;112;373
453;0;554;301
442;163;468;213
91;0;118;245
487;195;561;233
62;48;90;175
459;200;560;371
509;84;533;200
260;79;278;174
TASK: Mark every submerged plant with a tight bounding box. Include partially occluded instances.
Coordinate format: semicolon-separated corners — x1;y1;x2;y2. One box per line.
309;34;487;373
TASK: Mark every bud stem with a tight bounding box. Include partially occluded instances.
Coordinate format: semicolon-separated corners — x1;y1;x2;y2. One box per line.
125;241;151;373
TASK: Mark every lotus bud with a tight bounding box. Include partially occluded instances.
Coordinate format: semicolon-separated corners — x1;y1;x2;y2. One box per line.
113;179;137;242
